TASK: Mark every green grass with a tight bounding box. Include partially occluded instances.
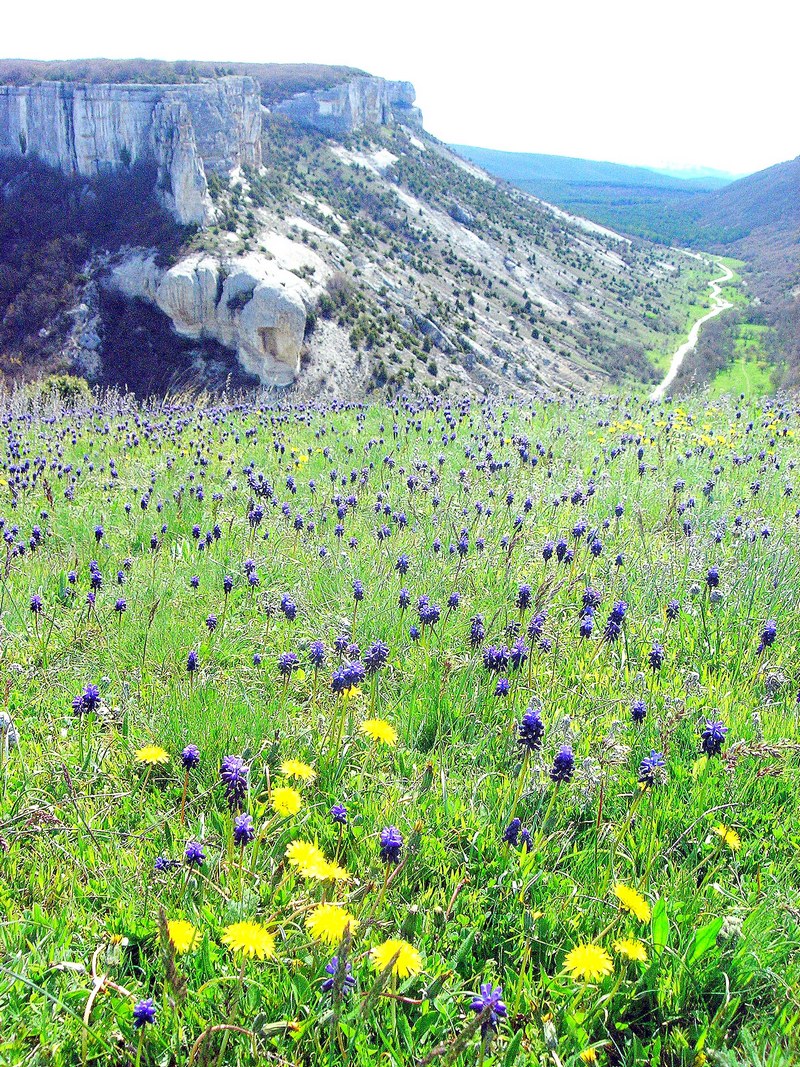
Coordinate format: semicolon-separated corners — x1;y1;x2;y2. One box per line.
710;354;774;398
715;257;747;271
0;389;799;1066
644;263;717;374
709;323;775;399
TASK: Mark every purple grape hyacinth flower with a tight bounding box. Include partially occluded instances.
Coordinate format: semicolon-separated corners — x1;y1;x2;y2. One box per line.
184;841;205;867
700;719;728;757
379;825;403;864
469;982;507;1037
550;746;575;783
133;998;157;1028
181;744;200;770
220;755;249;810
321;956;355;995
233;813;256;846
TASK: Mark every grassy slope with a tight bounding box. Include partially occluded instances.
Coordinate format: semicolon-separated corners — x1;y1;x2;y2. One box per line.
644;264;716;374
0;389;798;1066
202;122;719;395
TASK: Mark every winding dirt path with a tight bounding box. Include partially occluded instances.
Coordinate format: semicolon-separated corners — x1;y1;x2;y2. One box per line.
650;256;734;400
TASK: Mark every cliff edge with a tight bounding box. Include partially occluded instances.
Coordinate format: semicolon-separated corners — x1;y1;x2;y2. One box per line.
0;77;261;225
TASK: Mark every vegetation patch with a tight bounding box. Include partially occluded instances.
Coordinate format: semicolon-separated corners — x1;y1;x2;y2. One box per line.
0;391;797;1065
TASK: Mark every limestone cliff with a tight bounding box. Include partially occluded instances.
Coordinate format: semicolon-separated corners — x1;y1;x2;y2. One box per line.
0;64;696;399
271;76;422;135
110;252;311;385
0;77;261;225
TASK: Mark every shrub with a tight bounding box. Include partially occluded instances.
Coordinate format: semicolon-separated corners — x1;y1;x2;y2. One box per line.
42;374;93;405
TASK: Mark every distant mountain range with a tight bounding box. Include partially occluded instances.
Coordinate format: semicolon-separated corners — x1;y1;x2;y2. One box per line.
450;147;737;190
451;145;738;245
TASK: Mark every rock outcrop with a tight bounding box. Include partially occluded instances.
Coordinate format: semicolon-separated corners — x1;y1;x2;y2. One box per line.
110;252;311;385
272;76;422;135
0;77;261;225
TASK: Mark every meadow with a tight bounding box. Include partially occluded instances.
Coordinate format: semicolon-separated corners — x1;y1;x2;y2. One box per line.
0;387;799;1066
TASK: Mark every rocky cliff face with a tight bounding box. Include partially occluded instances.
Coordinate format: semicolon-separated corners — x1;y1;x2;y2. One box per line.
271;76;422;135
0;77;261;225
110;252;312;385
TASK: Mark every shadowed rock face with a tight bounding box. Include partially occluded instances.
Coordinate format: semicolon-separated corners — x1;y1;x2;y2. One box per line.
0;77;261;225
271;76;422;135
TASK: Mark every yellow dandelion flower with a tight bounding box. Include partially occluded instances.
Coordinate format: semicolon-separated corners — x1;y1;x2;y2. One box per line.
300;858;333;880
360;719;398;746
579;1050;598;1064
712;824;741;852
370;938;423;979
613;938;648;963
322;861;350;882
167;919;200;955
564;943;614;982
613;884;651;923
135;745;169;765
280;759;316;783
285;840;325;869
221;921;275;960
305;903;359;945
271;785;302;817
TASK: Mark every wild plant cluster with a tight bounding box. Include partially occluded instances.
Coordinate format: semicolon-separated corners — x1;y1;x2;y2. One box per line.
1;389;798;1066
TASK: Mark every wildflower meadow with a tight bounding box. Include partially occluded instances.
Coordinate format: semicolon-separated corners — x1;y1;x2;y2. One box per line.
0;389;799;1066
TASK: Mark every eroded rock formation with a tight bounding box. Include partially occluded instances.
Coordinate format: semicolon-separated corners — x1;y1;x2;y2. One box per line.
0;68;429;388
110;252;311;385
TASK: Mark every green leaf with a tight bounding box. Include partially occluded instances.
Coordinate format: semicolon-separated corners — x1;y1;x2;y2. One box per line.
504;1030;523;1065
692;755;708;779
413;1010;441;1040
687;917;724;965
651;897;669;955
452;928;477;970
396;1009;413;1053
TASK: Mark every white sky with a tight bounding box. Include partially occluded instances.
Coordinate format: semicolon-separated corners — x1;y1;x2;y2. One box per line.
4;0;798;176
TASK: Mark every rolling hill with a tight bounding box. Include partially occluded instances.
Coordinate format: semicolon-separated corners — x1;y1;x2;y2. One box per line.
692;156;800;384
450;146;733;190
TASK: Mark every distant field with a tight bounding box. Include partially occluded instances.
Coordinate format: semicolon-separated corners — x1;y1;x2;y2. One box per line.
709;355;774;398
708;324;776;398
